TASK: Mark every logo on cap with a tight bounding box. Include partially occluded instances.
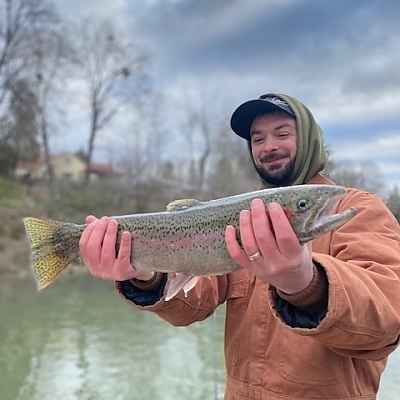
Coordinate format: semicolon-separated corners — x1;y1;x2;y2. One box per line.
260;96;294;115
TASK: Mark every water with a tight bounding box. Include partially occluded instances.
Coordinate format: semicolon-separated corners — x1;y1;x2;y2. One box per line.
0;276;399;400
0;276;225;400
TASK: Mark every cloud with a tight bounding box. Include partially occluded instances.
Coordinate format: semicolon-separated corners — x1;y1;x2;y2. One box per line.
329;130;400;191
332;132;400;162
52;0;400;191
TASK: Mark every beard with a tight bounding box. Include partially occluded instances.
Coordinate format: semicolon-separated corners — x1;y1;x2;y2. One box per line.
253;153;295;186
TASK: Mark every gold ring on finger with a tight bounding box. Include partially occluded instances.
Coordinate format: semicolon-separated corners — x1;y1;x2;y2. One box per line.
248;251;261;261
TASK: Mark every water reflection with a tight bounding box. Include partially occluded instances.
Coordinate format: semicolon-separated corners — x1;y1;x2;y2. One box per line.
0;276;225;400
0;275;399;399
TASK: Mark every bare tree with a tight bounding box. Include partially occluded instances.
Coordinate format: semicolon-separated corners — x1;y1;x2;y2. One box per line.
28;20;72;209
0;0;58;108
178;87;260;199
208;127;259;198
325;148;385;196
112;92;178;213
68;17;150;187
0;0;65;208
178;89;226;199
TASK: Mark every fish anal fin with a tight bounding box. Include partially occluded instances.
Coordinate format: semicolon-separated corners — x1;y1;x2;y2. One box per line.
166;199;201;212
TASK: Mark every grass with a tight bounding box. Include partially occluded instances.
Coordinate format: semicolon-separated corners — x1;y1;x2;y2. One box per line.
0;178;41;278
0;177;126;279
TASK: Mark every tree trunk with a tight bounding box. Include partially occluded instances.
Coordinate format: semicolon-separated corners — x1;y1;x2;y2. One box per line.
83;93;99;187
39;112;57;212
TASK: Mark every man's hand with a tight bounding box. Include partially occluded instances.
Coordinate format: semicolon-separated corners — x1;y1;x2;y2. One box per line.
225;200;313;294
79;215;154;282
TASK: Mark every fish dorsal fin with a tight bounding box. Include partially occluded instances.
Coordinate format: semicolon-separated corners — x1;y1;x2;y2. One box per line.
166;198;201;212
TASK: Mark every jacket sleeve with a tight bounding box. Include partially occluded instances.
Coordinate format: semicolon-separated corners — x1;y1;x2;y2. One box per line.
116;272;229;326
269;189;400;360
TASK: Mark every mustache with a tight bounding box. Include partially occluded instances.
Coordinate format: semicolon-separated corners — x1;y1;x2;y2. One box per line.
259;152;289;163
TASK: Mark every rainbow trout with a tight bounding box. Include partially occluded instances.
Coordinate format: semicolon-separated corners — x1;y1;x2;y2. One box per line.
23;184;356;300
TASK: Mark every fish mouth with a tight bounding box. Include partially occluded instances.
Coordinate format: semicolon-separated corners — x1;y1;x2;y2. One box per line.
302;188;345;230
298;187;356;244
313;198;341;228
319;194;342;218
312;205;357;235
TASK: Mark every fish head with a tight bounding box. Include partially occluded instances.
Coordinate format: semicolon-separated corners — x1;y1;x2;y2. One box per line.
276;185;356;244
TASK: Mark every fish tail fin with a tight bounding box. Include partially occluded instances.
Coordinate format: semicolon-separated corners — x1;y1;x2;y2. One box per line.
23;217;80;290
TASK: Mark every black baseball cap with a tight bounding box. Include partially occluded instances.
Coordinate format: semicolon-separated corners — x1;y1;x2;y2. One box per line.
230;94;295;140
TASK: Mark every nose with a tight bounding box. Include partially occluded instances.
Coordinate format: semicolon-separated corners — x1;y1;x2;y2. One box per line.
261;136;280;153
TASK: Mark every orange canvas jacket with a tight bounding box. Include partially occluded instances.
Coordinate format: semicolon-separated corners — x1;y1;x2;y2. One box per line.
116;174;400;399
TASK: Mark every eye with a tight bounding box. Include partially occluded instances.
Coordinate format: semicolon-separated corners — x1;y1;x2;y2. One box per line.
277;132;290;138
252;137;264;145
297;198;312;211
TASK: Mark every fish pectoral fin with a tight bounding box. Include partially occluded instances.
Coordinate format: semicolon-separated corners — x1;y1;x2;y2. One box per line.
165;273;195;301
166;198;201;211
183;276;201;297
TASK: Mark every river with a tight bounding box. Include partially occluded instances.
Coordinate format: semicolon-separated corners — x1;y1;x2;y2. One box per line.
0;276;399;400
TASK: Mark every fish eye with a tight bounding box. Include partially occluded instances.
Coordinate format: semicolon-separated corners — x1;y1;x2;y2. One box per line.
297;198;312;211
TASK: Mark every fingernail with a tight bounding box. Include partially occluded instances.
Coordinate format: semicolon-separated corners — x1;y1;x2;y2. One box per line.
122;231;131;241
251;198;264;208
108;220;118;229
269;202;280;211
240;210;250;219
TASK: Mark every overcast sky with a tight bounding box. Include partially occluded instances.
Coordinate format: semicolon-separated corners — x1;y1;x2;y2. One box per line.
53;0;400;193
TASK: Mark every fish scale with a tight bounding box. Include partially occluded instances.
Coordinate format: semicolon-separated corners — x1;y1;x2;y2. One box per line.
23;184;356;300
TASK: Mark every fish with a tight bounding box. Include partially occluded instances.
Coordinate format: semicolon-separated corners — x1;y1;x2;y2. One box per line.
23;184;356;300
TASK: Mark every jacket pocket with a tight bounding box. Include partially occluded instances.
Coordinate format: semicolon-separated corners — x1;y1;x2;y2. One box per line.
225;279;249;366
280;326;343;385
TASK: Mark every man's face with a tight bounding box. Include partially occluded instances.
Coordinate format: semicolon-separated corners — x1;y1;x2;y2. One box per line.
250;113;297;186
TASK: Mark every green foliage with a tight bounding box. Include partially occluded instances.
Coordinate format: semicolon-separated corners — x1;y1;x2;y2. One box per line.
0;142;18;178
6;79;41;163
0;178;29;240
0;177;23;201
55;185;120;222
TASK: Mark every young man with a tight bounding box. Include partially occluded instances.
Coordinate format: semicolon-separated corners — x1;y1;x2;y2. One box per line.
80;93;400;399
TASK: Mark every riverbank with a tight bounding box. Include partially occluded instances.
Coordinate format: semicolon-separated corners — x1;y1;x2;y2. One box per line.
0;177;100;281
0;178;34;279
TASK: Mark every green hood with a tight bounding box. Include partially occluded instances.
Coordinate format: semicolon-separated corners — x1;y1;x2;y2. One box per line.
258;93;327;188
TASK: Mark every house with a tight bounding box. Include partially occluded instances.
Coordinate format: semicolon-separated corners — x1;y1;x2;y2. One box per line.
15;152;114;184
88;162;114;180
14;153;48;181
52;152;86;182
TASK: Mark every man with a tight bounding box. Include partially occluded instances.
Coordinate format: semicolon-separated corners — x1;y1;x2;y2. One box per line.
80;93;400;399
